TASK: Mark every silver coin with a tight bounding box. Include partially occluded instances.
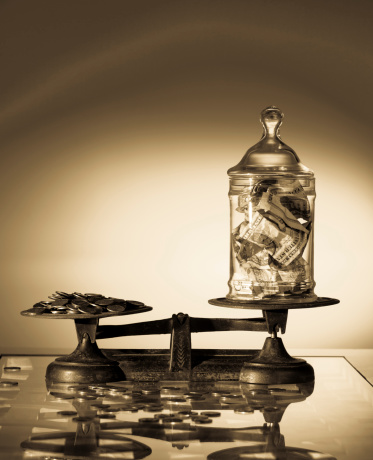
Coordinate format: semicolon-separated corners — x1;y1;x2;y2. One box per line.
71;298;90;307
55;291;72;298
106;304;126;313
126;300;145;307
78;304;102;315
33;302;47;308
109;298;126;305
25;307;45;316
39;301;53;307
51;299;69;307
95;298;115;306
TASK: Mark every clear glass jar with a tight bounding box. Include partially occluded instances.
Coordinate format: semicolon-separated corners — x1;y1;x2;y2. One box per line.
227;107;317;303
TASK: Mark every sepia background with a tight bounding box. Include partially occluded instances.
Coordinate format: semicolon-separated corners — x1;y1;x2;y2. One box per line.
1;0;372;354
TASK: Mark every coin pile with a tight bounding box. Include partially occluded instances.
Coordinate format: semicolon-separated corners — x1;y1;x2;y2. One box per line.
24;291;144;316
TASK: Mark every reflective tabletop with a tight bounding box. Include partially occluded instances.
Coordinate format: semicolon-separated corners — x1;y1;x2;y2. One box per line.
0;355;372;459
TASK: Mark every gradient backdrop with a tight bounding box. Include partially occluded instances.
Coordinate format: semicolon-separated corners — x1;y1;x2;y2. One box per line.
1;0;372;354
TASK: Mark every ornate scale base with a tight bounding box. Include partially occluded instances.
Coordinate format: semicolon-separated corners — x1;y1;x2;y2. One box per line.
208;297;338;385
21;304;153;386
22;297;339;386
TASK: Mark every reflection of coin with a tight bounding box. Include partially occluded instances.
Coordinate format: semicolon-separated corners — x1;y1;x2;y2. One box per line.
165;398;188;404
155;413;176;419
57;410;77;416
72;416;95;422
161;417;184;424
200;411;221;417
234;406;254;414
0;380;18;387
177;411;198;418
140;388;160;395
139;417;159;423
97;413;116;419
118;405;138;412
211;391;231;397
192;416;212;424
144;404;164;412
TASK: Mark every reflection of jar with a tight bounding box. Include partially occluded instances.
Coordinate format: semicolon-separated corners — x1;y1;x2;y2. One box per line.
227;106;316;303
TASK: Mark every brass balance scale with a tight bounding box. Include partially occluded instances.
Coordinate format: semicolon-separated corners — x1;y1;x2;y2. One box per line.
21;107;339;387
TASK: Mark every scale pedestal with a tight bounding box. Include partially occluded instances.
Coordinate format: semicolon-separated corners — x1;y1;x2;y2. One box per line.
208;297;339;384
46;318;126;385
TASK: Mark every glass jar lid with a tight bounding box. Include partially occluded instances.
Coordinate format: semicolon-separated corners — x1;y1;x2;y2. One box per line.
228;106;314;177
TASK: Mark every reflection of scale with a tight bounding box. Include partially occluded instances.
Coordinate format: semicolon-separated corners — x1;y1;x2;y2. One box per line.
20;379;337;460
21;106;339;386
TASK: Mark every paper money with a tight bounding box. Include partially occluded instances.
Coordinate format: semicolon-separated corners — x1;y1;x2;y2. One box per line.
235;212;308;267
257;189;309;233
232;179;312;298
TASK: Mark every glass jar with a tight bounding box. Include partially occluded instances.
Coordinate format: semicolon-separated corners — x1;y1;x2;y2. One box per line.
227;106;316;303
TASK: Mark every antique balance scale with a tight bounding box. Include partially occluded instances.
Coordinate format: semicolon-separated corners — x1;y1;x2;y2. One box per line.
21;106;339;386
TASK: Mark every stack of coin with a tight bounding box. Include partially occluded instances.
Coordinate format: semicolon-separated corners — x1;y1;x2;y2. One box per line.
23;291;144;316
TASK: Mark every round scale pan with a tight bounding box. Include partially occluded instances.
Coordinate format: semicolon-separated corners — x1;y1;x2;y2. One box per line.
208;297;339;310
21;304;152;319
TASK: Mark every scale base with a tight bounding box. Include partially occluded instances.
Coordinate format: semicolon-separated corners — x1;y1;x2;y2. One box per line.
240;336;314;384
46;333;125;385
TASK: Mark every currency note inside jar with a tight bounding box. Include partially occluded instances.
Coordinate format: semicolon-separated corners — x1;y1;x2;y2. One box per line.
230;179;314;300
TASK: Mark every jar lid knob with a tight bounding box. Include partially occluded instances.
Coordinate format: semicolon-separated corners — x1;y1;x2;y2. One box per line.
260;106;284;139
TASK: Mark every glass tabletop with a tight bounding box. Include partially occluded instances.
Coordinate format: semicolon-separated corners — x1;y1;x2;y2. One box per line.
0;355;372;459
